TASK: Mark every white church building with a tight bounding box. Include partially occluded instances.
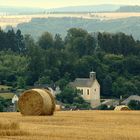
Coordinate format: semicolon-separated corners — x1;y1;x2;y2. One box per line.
70;72;100;108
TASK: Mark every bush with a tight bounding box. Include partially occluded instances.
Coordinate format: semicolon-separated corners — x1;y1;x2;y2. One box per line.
98;104;115;110
56;86;91;110
128;100;140;110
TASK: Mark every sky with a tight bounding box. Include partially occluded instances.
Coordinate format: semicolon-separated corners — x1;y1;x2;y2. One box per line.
0;0;140;8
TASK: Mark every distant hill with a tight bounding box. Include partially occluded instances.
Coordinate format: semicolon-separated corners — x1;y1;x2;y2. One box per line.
116;5;140;12
0;4;121;15
0;6;45;15
46;4;121;12
1;5;140;15
13;17;140;40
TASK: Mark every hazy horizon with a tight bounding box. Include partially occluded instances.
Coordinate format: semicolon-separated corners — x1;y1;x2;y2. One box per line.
0;0;140;9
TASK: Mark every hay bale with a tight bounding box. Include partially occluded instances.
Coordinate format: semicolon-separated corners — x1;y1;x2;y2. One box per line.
18;89;55;116
114;105;130;111
55;105;61;111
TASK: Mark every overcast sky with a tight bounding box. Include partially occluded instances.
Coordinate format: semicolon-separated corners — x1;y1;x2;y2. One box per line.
0;0;140;8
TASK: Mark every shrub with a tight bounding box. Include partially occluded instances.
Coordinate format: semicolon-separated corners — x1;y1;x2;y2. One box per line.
128;100;140;110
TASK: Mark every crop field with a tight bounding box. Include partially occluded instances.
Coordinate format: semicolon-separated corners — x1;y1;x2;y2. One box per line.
0;111;140;140
0;12;140;28
0;85;11;90
0;93;15;99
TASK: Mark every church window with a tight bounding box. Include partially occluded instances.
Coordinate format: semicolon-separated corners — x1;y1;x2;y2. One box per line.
87;89;90;95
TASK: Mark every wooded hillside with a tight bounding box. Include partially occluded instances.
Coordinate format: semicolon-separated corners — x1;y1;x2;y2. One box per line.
0;28;140;98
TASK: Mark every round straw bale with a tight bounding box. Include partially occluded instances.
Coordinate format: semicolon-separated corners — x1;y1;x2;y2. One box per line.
114;105;130;111
18;89;55;116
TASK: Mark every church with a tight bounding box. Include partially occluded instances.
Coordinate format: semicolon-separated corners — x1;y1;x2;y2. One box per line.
70;72;100;108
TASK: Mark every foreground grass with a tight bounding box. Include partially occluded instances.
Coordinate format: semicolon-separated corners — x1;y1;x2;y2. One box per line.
0;111;140;140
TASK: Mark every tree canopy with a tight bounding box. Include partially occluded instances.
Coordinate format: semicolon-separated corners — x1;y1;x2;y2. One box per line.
0;28;140;99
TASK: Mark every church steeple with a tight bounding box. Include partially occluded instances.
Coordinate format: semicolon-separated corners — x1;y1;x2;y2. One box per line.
90;71;96;81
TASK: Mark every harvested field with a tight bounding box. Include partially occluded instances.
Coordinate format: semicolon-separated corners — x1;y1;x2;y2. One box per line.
0;12;140;28
0;111;140;140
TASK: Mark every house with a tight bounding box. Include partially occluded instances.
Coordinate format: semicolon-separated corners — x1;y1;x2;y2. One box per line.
0;93;18;112
101;99;120;108
54;86;61;95
12;95;19;103
33;84;61;97
70;72;100;108
12;95;19;112
122;95;140;105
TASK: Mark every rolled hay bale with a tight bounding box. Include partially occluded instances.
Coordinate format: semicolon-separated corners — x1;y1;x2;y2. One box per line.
114;105;130;111
55;105;61;111
18;89;55;116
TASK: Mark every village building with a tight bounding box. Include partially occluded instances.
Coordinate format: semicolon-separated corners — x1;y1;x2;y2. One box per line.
0;93;19;112
101;99;120;108
34;84;61;97
70;72;100;108
122;95;140;105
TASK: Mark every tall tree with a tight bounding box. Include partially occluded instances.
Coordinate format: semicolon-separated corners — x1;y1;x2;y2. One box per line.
38;32;53;49
16;29;25;54
54;34;64;49
102;75;112;97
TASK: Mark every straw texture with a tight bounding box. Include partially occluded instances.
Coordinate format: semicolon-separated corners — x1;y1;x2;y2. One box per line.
55;105;61;111
18;89;55;116
114;105;130;111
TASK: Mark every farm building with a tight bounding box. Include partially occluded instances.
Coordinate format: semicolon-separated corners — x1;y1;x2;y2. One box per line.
33;84;61;97
101;99;120;108
70;72;100;108
0;93;19;112
122;95;140;105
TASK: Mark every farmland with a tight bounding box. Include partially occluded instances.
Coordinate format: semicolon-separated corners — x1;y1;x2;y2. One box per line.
0;12;140;29
0;111;140;140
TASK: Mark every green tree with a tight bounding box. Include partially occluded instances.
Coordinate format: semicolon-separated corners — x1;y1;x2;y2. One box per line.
16;29;25;54
73;37;86;57
17;77;26;89
0;97;5;112
0;97;9;112
112;77;138;98
123;55;140;75
65;28;88;43
56;86;77;104
128;100;140;110
38;32;53;49
85;34;96;55
112;77;126;98
0;51;27;86
54;34;64;49
56;86;90;109
26;44;45;85
102;75;112;97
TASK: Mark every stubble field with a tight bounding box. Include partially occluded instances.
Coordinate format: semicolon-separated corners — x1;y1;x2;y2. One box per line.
0;12;140;28
0;111;140;140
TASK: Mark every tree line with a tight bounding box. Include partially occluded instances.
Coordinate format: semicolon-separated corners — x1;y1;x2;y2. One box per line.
0;27;140;99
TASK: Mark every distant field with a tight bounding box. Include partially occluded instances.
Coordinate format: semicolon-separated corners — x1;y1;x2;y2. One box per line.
0;85;11;89
0;93;14;99
0;12;140;29
0;111;140;140
0;85;11;90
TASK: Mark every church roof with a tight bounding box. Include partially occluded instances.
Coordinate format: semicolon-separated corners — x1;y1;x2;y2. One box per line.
70;78;95;88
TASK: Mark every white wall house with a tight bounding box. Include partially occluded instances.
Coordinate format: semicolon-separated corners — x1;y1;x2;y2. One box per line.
70;72;100;108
